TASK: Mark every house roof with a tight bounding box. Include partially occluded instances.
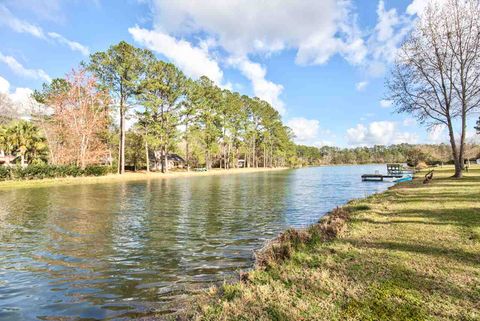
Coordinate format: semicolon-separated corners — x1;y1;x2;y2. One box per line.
167;153;186;163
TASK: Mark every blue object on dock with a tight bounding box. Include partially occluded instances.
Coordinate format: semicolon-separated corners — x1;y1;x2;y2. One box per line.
394;175;413;183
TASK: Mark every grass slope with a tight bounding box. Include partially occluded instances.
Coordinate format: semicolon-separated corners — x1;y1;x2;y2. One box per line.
193;166;480;321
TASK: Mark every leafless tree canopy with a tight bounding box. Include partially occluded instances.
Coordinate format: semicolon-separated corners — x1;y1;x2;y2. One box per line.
388;0;480;177
0;93;19;125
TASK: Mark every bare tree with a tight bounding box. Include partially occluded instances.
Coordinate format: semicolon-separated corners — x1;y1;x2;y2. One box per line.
388;0;480;178
40;69;110;168
0;93;19;124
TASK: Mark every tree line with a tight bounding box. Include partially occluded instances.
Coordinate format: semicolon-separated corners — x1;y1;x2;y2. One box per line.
296;143;480;167
1;41;296;173
3;0;480;178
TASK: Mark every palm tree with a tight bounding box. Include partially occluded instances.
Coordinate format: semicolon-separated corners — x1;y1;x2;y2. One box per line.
1;121;46;166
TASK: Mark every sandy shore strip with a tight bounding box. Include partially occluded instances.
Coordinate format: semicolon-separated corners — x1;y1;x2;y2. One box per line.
0;167;290;190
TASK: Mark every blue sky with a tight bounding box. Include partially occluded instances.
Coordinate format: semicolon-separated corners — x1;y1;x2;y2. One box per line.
0;0;469;147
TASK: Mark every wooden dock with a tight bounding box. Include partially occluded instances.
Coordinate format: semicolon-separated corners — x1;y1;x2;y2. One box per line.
361;174;404;181
361;164;415;182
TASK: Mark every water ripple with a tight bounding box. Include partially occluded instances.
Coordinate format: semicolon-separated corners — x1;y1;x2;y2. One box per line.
0;165;392;320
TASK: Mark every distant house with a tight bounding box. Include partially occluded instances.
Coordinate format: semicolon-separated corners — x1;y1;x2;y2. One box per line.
237;159;246;168
0;150;17;166
149;151;186;171
166;153;186;169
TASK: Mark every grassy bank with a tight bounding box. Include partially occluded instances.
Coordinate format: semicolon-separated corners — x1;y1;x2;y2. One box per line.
191;166;480;320
0;167;289;191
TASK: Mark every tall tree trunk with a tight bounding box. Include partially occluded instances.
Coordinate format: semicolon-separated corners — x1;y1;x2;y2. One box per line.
185;124;190;172
459;109;467;171
227;143;231;169
119;99;125;174
263;144;266;168
223;143;227;170
41;124;56;165
235;147;239;168
252;138;257;168
205;150;210;170
270;144;273;168
186;141;190;171
447;118;462;178
145;139;150;173
162;145;168;173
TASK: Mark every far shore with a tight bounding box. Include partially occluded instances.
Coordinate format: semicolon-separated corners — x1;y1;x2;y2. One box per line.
0;167;290;191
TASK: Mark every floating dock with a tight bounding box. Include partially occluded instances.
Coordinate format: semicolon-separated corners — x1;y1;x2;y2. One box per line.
362;164;415;182
361;174;404;181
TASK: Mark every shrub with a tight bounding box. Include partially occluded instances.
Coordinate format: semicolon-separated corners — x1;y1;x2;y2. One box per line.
0;166;11;181
57;165;84;177
84;165;112;176
0;164;113;181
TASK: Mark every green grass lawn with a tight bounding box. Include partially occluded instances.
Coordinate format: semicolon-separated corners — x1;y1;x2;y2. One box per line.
191;166;480;321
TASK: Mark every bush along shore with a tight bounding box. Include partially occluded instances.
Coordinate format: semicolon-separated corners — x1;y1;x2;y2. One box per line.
0;167;290;191
186;166;480;321
0;164;114;181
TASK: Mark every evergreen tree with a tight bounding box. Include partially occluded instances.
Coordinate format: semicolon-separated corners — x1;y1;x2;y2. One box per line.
88;41;154;174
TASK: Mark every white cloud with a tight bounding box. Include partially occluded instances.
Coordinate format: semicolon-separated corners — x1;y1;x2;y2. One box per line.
149;0;366;65
347;121;418;146
134;0;425;116
140;0;421;107
466;130;480;144
391;132;419;144
0;4;89;56
428;125;447;144
0;52;51;82
47;32;90;56
136;0;371;115
363;1;413;77
0;75;38;117
3;0;65;22
403;117;416;126
380;99;393;108
9;87;34;104
129;26;225;86
355;81;368;91
0;76;10;93
0;4;45;38
406;0;448;16
2;0;100;23
406;0;428;15
375;0;399;42
313;140;335;147
287;117;320;143
286;117;338;146
228;56;285;114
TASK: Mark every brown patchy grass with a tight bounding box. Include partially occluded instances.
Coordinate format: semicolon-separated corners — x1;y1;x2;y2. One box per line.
188;166;480;321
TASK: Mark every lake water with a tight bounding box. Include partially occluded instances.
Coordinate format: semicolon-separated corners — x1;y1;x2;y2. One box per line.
0;165;393;320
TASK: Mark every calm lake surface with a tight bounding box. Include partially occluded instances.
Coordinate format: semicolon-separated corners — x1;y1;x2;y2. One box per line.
0;165;393;320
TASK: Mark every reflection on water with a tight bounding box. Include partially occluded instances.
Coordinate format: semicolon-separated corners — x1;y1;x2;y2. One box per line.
0;165;392;320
